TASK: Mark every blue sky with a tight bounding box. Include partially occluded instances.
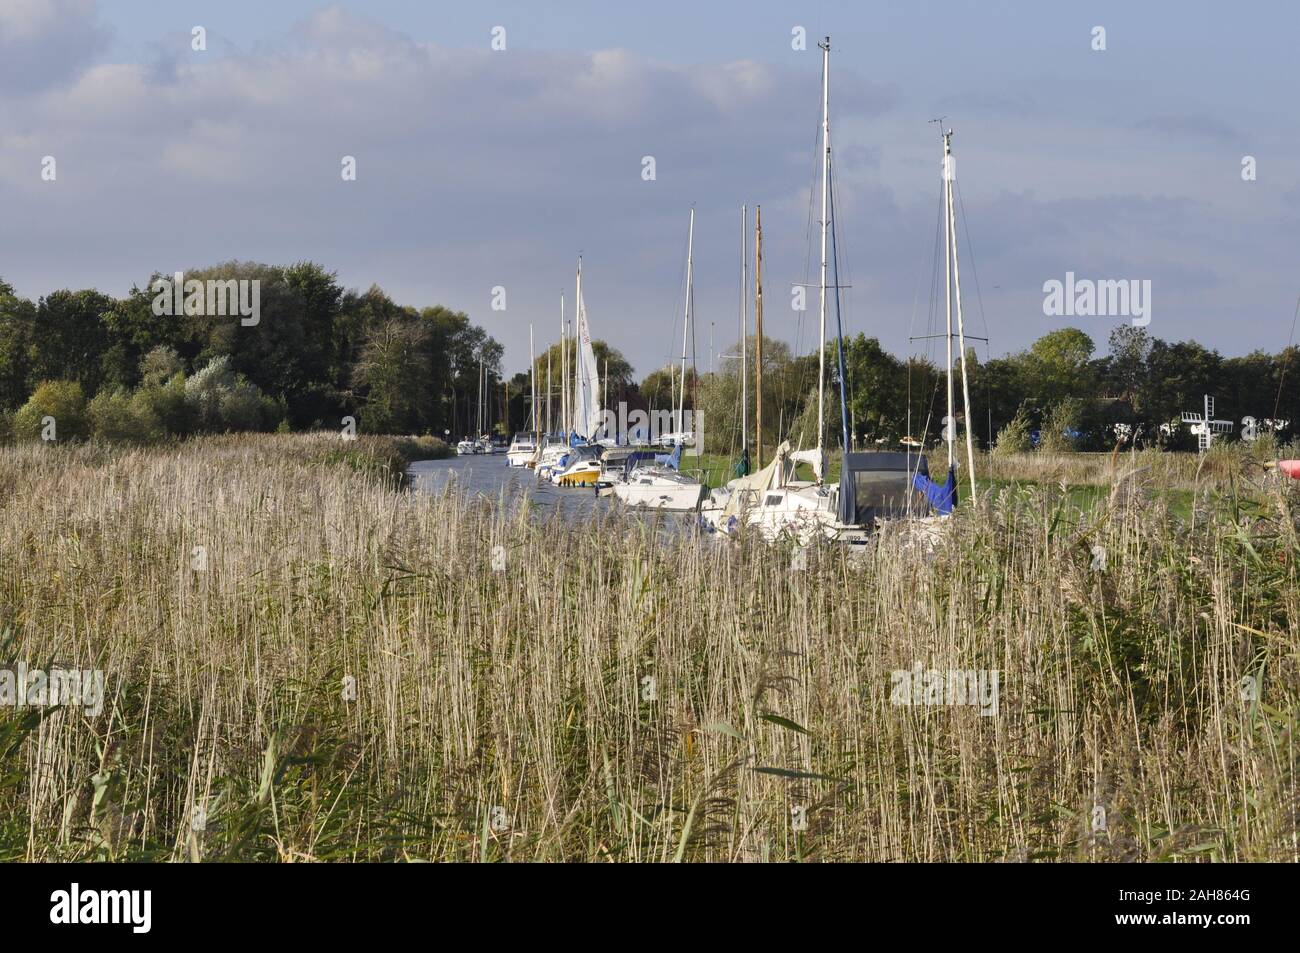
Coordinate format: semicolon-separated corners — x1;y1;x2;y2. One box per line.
1;0;1296;376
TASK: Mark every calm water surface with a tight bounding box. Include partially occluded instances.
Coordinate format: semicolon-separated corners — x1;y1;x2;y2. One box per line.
407;454;617;521
407;455;707;538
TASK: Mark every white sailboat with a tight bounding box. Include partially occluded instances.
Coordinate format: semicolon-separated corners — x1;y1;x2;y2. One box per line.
702;36;947;542
613;209;706;510
553;257;606;486
507;324;539;466
701;39;838;541
535;292;571;479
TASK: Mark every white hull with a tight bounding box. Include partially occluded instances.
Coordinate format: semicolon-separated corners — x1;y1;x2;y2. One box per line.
612;476;704;510
700;479;851;544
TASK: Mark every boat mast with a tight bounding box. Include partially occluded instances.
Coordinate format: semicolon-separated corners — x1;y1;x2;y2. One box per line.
755;205;764;469
943;133;955;472
817;36;831;481
560;292;567;437
945;129;978;498
741;203;748;460
574;256;583;438
528;324;536;433
679;208;694;438
545;347;552;434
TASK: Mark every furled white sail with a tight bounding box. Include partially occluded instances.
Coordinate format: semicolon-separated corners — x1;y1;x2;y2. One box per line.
573;263;601;440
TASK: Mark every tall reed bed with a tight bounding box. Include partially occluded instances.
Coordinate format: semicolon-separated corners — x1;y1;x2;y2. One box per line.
0;434;1294;861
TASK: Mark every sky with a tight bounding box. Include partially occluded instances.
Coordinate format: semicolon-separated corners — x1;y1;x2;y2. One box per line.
1;0;1297;377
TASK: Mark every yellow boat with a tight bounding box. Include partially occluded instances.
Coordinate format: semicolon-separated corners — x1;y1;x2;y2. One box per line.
557;461;601;486
552;445;603;487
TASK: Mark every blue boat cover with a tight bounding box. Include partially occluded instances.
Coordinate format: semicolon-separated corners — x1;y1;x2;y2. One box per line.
912;465;957;515
653;443;683;470
621;450;661;479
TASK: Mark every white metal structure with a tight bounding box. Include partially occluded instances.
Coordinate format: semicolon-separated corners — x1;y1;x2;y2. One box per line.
941;128;978;498
1181;394;1233;451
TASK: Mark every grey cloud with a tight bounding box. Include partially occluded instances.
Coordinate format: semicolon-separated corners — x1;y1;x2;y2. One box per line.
0;4;1288;372
0;0;110;93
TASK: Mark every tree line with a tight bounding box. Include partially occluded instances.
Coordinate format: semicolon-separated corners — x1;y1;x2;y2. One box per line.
0;262;508;443
686;325;1299;456
2;261;1295;455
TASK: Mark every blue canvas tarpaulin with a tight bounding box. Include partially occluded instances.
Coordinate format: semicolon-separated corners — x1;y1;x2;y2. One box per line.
653;443;683;471
912;465;957;515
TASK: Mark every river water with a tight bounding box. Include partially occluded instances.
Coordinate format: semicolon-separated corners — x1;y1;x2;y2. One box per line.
407;454;612;520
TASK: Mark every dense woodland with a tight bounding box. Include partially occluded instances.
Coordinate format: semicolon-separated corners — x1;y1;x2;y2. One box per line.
1;261;1296;454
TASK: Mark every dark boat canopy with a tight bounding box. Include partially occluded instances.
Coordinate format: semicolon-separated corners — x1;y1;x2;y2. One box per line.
837;451;931;526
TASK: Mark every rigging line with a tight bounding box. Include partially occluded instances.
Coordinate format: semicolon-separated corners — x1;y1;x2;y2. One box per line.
921;173;949;451
926;176;945;356
1272;293;1300;421
829;153;851;451
909;169;946;443
917;176;946;432
953;179;996;447
662;222;691;379
955;178;996;446
689;267;698;414
954;180;991;345
786;64;829;446
801;85;822;293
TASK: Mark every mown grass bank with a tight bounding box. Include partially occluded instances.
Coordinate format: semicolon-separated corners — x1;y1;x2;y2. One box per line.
0;434;1296;861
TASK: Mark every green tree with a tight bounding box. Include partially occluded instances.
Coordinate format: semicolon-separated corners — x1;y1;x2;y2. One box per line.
352;316;433;433
30;290;114;394
0;279;36;410
12;380;89;441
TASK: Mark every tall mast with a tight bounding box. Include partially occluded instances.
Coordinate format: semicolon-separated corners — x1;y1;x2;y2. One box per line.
816;36;831;480
945;129;978;498
755;205;764;469
560;292;567;436
679;208;694;437
741;203;748;459
574;256;582;438
528;324;536;433
546;346;552;434
943;132;955;471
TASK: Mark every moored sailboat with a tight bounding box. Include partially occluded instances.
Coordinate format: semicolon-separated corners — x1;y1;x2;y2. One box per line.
613;208;706;510
551;256;607;486
701;36;951;542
